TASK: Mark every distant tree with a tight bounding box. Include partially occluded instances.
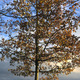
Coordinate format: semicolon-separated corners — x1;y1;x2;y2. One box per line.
0;0;80;80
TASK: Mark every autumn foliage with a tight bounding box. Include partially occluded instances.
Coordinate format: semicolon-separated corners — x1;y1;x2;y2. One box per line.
0;0;80;80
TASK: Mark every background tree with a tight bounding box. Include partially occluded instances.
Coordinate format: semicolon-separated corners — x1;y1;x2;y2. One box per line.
0;0;80;80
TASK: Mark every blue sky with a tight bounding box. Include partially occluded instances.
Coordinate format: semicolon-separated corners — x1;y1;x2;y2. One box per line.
0;0;80;80
0;26;80;80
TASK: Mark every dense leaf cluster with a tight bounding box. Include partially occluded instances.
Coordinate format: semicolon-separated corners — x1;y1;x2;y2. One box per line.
0;0;80;80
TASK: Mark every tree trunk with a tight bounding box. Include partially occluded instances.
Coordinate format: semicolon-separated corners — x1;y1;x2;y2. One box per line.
35;0;39;80
35;60;39;80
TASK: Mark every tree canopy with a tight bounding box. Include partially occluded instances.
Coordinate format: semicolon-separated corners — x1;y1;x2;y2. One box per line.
0;0;80;80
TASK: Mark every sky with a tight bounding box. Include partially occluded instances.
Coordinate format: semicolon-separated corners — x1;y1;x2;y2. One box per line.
0;0;80;80
0;59;80;80
0;29;80;80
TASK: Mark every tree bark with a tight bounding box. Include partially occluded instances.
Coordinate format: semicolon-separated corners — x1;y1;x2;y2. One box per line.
35;59;39;80
35;0;39;80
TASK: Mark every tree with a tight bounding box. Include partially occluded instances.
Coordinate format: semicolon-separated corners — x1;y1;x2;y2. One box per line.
0;0;80;80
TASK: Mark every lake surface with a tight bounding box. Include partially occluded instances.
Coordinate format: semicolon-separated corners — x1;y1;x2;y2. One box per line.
0;60;80;80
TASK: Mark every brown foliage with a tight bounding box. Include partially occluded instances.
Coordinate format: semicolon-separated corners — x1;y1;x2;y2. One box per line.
0;0;80;80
